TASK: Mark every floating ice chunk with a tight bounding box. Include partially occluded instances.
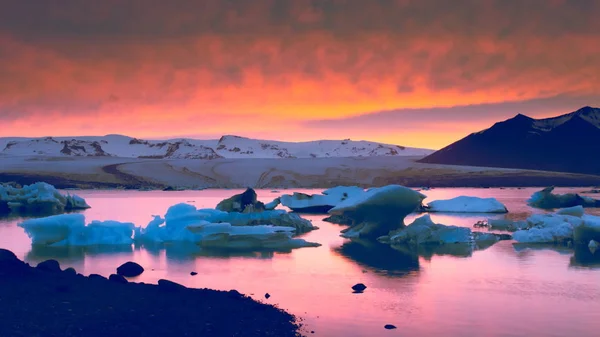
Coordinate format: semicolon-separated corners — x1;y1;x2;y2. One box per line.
513;223;573;243
424;196;508;213
386;215;472;244
279;186;364;213
487;219;528;232
556;205;585;217
329;185;426;238
0;182;90;215
527;186;600;209
186;223;319;250
512;212;600;244
18;214;134;246
133;203;320;250
264;198;280;210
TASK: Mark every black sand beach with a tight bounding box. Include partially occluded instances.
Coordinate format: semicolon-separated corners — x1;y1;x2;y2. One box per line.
0;249;303;337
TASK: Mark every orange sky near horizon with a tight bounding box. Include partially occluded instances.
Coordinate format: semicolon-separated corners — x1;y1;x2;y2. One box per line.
1;0;599;149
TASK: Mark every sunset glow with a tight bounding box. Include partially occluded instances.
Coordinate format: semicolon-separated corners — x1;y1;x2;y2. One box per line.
2;0;599;149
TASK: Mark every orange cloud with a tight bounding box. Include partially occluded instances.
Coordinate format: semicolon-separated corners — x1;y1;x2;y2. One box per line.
1;0;600;148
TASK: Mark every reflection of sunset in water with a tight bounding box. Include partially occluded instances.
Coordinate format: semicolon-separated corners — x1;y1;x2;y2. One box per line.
1;188;599;336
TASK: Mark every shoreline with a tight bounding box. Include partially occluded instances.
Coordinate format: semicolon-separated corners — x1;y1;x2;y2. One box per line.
2;155;600;189
0;249;303;337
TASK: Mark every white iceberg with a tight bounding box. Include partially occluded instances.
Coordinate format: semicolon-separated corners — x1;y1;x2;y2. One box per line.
134;203;320;249
512;211;600;244
329;185;426;238
527;186;599;209
18;213;134;246
18;203;321;251
279;186;364;213
424;196;508;213
0;182;90;215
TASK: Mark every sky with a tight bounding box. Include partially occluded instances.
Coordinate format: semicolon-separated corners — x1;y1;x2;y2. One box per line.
1;0;599;149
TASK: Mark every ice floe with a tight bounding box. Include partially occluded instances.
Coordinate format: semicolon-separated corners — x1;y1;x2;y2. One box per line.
328;185;426;239
19;214;134;246
19;202;320;250
134;203;320;249
512;209;600;244
527;186;600;209
0;182;90;215
279;186;364;213
423;196;508;213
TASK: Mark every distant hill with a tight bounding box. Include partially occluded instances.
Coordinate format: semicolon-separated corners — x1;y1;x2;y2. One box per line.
419;106;600;175
0;135;433;159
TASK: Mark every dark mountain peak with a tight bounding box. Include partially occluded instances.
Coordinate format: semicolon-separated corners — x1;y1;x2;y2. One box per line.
419;105;600;175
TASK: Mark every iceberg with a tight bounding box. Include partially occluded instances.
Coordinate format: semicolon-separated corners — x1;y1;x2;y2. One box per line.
380;215;510;247
487;218;528;232
18;214;135;246
527;186;600;209
279;186;364;213
134;203;320;250
328;185;426;238
512;210;600;244
0;182;90;215
423;196;508;213
18;204;320;251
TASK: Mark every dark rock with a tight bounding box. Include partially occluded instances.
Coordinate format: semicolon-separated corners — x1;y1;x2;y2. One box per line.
0;249;26;274
56;284;71;293
36;259;61;273
216;188;265;213
228;289;242;298
190;271;198;276
116;261;144;277
384;324;397;329
158;279;186;291
351;283;367;292
63;267;77;276
265;293;271;299
88;274;106;281
0;249;18;262
109;274;128;284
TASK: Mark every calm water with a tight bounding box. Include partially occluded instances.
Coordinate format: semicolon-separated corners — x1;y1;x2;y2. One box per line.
1;187;600;337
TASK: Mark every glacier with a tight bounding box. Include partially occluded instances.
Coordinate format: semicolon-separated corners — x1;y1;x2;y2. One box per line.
0;182;90;215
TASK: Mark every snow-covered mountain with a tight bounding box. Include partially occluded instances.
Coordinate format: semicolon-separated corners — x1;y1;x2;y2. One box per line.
0;135;433;159
420;106;600;175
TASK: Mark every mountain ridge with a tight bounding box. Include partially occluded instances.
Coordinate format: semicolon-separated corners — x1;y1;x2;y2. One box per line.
0;134;433;159
420;106;600;175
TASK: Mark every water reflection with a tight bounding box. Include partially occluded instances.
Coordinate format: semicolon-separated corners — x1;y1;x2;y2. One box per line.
333;239;419;276
140;242;283;261
26;244;133;263
570;245;600;269
512;243;600;269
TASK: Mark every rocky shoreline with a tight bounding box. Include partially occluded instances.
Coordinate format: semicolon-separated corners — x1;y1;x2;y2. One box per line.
0;249;303;337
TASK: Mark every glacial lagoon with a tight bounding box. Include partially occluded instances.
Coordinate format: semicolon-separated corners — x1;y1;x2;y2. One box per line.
1;187;599;337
